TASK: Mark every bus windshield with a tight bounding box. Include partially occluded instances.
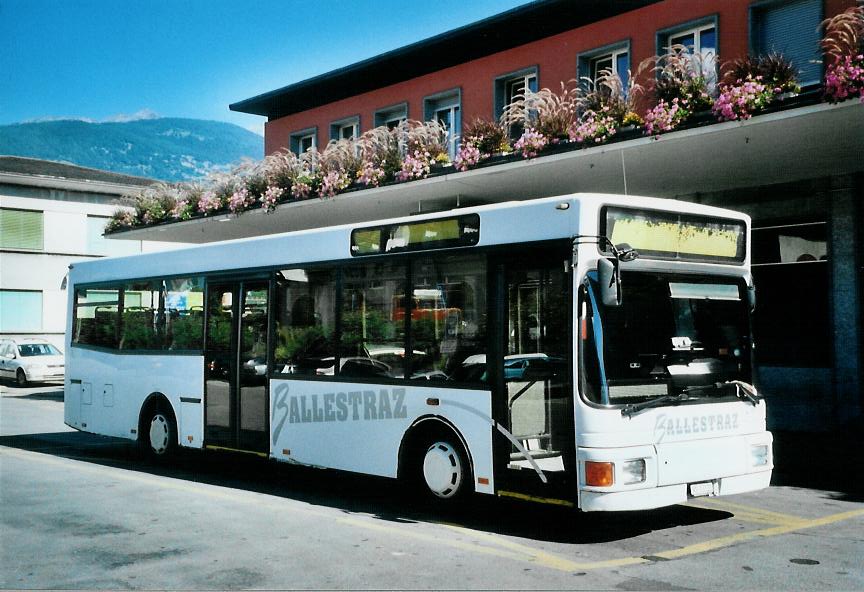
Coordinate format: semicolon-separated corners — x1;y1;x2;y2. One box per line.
581;272;752;406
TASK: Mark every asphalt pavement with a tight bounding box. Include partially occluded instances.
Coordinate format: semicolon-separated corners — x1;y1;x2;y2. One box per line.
1;382;862;590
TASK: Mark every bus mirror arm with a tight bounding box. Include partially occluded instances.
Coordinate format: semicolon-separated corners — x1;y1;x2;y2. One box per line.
573;235;639;308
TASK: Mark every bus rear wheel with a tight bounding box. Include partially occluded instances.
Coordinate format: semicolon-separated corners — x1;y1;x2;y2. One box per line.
140;402;177;459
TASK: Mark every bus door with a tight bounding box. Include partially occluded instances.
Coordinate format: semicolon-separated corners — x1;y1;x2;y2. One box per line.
204;280;270;453
493;249;576;498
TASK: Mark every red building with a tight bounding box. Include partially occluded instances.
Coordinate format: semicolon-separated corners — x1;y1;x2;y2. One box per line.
232;0;852;156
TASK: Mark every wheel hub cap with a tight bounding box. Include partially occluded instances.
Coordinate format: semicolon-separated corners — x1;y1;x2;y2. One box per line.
422;442;462;498
149;414;169;454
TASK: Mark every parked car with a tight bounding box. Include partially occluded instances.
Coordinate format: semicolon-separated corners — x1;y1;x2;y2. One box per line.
0;338;65;386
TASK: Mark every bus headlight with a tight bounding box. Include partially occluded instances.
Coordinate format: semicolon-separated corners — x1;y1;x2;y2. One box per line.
751;444;769;467
622;459;647;484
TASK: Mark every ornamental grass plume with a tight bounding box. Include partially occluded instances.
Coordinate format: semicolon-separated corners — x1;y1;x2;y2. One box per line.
821;4;864;103
400;119;450;162
356;125;402;183
500;82;580;142
321;139;361;184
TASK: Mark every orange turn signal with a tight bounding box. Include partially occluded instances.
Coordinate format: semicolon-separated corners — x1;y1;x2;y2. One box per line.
585;461;614;487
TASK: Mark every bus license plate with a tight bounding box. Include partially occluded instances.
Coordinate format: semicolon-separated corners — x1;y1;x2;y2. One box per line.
689;481;716;497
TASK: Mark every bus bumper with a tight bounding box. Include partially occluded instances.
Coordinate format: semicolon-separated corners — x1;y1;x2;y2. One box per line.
579;470;772;512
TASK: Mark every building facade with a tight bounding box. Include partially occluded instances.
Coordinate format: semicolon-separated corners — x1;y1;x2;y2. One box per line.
90;0;863;434
0;157;181;349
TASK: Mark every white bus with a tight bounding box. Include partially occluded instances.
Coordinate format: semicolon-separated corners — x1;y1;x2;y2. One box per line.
64;194;772;511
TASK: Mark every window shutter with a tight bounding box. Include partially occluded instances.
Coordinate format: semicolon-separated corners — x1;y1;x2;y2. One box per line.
754;0;823;86
0;209;44;250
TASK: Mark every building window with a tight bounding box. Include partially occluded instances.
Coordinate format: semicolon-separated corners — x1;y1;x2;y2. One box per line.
750;0;823;87
659;18;718;90
289;128;317;156
374;103;408;130
424;90;461;160
0;290;42;332
0;208;43;251
87;216;141;256
752;221;829;367
577;43;631;92
330;116;360;142
494;67;538;122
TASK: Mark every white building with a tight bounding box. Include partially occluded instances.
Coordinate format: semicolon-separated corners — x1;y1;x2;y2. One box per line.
0;156;183;349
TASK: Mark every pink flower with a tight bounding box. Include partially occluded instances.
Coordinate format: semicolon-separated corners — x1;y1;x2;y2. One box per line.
197;191;222;214
454;143;483;171
260;186;284;212
513;128;547;159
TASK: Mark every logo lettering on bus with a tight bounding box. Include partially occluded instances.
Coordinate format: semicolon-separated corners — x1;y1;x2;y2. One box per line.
654;412;740;443
272;383;407;442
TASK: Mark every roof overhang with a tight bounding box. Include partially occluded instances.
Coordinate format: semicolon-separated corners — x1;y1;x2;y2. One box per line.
229;0;659;119
114;100;864;244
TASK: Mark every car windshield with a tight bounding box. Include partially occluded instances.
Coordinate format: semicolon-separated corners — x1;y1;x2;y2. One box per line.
580;272;752;406
18;343;61;357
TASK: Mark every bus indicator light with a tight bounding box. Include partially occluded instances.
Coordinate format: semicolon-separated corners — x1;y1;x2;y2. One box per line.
585;461;614;486
477;477;489;485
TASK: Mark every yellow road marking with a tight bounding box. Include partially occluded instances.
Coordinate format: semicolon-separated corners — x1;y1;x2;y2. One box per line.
653;508;864;560
4;446;863;572
438;523;648;571
686;498;808;526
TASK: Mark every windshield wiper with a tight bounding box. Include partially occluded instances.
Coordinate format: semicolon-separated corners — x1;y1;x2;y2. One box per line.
620;380;760;418
621;393;694;418
682;381;760;405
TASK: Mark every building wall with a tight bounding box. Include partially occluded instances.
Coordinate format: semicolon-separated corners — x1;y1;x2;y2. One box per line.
264;0;855;154
678;173;863;432
0;187;181;350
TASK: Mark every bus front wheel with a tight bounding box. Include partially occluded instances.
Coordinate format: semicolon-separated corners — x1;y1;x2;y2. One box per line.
404;428;473;503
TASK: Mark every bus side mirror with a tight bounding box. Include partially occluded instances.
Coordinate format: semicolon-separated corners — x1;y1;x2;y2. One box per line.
598;257;622;307
748;284;756;312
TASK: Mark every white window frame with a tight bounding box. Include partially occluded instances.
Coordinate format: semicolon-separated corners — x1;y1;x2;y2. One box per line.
660;20;718;91
374;103;408;130
424;90;461;161
330;116;360;142
590;48;629;82
290;128;317;156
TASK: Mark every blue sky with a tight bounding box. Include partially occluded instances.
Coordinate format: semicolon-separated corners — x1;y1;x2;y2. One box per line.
1;0;530;135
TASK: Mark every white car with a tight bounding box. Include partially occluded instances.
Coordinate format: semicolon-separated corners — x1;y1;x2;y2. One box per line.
0;338;65;386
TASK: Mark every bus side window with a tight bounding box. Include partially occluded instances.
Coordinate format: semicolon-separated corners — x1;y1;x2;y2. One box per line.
275;268;337;375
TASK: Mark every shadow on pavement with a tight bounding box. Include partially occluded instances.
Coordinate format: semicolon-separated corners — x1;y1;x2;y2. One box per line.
770;428;864;500
0;429;732;544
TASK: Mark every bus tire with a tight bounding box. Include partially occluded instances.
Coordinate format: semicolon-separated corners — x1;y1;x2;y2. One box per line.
403;425;473;503
140;399;177;460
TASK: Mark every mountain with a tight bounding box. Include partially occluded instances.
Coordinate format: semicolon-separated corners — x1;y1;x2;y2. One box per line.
0;118;264;182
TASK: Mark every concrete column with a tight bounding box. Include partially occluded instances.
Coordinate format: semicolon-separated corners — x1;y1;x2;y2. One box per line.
829;180;862;427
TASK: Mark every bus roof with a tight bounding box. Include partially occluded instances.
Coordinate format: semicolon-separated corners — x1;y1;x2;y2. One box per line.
71;193;749;286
